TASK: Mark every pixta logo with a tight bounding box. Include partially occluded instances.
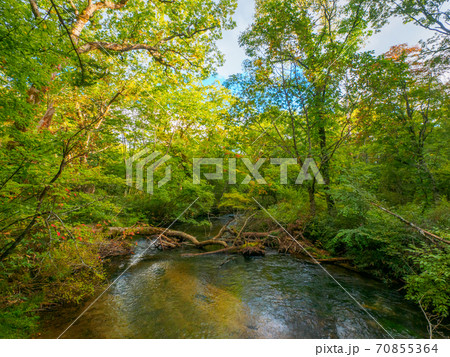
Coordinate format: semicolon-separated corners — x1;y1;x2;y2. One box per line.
126;149;324;194
193;157;325;185
125;148;171;194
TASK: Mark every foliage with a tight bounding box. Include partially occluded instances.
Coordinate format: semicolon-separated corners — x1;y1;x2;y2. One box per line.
405;246;450;318
0;0;449;338
0;300;40;338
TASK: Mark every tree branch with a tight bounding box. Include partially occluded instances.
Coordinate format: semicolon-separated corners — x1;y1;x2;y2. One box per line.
371;203;449;245
71;1;129;43
29;0;41;19
77;41;160;54
49;0;85;81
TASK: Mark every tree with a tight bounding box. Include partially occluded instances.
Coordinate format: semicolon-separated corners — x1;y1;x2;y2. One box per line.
355;0;450;68
226;0;369;214
0;0;236;260
358;0;449;35
356;44;449;206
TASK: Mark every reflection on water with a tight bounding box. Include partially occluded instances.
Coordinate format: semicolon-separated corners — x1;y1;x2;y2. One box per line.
39;220;429;339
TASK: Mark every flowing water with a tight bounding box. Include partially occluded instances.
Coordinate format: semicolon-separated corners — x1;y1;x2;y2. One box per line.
39;218;429;338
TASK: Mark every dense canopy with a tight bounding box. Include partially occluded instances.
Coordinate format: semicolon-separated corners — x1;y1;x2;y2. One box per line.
0;0;449;338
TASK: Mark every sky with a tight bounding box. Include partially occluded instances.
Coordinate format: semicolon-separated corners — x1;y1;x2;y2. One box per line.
213;0;434;80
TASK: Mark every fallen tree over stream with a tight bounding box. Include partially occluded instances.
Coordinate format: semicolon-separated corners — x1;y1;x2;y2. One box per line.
99;218;353;265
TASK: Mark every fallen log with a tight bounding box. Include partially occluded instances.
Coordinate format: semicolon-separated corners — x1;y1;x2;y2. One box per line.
181;246;237;257
182;243;266;258
316;257;353;263
371;203;449;245
240;245;265;256
195;239;228;248
105;226;228;248
241;230;281;239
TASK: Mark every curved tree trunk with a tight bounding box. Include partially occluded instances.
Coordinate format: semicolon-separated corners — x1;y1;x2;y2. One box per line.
105;226;228;248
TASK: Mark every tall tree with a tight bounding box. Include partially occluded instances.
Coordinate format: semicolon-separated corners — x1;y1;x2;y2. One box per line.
356;44;449;206
227;0;369;214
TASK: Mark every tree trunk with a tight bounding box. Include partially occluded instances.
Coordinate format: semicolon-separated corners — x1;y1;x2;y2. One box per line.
105;226;228;248
308;182;316;216
318;125;336;215
417;152;438;203
29;0;41;19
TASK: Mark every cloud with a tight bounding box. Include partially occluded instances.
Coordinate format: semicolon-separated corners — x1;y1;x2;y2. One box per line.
216;0;255;78
364;18;433;54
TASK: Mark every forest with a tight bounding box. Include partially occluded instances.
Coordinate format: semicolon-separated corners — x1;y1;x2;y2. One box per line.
0;0;449;339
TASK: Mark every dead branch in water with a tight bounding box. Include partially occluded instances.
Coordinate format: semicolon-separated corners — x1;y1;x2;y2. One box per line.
241;230;281;238
211;217;235;240
181;246;238;257
316;257;353;263
235;213;257;241
103;215;350;263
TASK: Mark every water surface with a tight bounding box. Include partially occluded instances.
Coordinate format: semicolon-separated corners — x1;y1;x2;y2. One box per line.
40;220;429;338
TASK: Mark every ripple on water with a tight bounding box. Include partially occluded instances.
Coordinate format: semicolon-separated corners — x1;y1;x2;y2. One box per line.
39;242;430;338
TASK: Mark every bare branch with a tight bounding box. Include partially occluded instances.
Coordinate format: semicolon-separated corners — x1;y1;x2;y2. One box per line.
49;0;85;80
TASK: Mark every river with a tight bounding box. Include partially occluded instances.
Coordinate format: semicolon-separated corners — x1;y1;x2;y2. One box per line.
39;218;429;338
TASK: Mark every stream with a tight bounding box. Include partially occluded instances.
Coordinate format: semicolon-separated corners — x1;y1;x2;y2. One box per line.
39;217;430;339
